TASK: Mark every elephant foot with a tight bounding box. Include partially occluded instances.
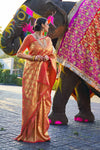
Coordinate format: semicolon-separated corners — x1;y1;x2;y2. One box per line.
48;112;68;125
74;112;95;122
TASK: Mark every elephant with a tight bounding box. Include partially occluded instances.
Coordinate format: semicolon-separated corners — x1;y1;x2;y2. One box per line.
49;0;100;125
1;0;76;55
1;0;100;125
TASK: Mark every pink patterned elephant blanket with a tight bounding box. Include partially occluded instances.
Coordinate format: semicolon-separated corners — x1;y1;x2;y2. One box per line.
57;0;100;92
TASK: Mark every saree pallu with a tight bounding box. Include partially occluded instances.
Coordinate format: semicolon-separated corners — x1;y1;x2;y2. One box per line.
57;0;100;93
15;35;56;143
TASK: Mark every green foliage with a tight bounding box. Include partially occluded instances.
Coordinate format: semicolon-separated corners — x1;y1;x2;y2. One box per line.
0;69;22;86
0;127;6;131
16;77;22;86
0;55;25;76
12;56;25;75
24;49;29;55
0;69;3;82
7;74;17;85
0;69;17;85
0;54;10;59
1;69;10;84
0;26;2;49
0;62;3;69
73;131;79;136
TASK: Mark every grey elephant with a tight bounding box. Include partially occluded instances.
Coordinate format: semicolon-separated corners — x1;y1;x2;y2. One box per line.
1;0;100;125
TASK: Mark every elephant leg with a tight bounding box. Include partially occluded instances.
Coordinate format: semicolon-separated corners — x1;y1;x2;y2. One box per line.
49;67;80;125
88;85;100;98
74;80;95;122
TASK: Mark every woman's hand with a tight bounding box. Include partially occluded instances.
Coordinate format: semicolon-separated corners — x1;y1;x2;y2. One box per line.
16;53;23;57
43;55;50;61
35;55;44;61
17;52;34;61
31;55;50;62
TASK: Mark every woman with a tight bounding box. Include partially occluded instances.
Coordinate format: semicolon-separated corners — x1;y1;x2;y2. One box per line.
15;18;56;143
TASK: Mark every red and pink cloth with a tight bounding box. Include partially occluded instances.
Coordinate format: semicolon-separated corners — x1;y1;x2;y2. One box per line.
57;0;100;92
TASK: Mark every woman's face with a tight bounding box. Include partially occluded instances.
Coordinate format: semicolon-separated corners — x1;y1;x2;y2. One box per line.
42;21;49;33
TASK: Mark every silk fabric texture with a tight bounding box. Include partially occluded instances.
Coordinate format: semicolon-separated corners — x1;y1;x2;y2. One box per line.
57;0;100;93
15;34;56;143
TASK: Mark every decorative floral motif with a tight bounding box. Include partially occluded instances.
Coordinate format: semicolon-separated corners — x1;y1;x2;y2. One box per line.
23;22;34;36
21;5;56;36
57;0;100;92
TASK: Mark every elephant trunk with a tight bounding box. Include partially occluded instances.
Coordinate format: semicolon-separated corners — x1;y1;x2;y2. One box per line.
1;27;22;55
1;5;36;55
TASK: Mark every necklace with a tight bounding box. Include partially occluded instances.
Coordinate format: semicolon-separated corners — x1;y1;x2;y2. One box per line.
33;33;47;49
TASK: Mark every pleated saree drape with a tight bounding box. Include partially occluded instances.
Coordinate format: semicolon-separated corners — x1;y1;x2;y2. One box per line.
15;34;56;143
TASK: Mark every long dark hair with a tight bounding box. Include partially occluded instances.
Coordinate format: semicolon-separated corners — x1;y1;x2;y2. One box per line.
33;18;47;31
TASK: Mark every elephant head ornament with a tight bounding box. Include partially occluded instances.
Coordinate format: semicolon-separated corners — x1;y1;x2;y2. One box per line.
0;0;76;55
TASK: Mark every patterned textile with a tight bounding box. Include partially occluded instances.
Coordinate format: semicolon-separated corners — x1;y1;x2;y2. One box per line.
57;0;100;92
15;35;56;143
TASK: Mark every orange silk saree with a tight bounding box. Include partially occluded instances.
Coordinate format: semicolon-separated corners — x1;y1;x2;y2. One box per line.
15;34;56;143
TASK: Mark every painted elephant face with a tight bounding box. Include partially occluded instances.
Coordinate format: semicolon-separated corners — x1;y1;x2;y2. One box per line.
0;0;68;55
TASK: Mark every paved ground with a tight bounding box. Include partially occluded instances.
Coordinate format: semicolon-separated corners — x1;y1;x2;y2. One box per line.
0;85;100;150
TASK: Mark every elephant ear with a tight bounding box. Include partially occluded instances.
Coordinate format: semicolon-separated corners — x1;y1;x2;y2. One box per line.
44;0;68;25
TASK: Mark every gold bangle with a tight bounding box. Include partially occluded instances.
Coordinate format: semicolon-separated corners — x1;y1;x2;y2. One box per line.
32;56;35;61
38;58;40;61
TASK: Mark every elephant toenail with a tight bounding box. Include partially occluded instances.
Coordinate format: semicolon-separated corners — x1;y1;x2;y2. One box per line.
49;119;52;124
84;119;88;122
75;117;83;122
55;121;62;124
